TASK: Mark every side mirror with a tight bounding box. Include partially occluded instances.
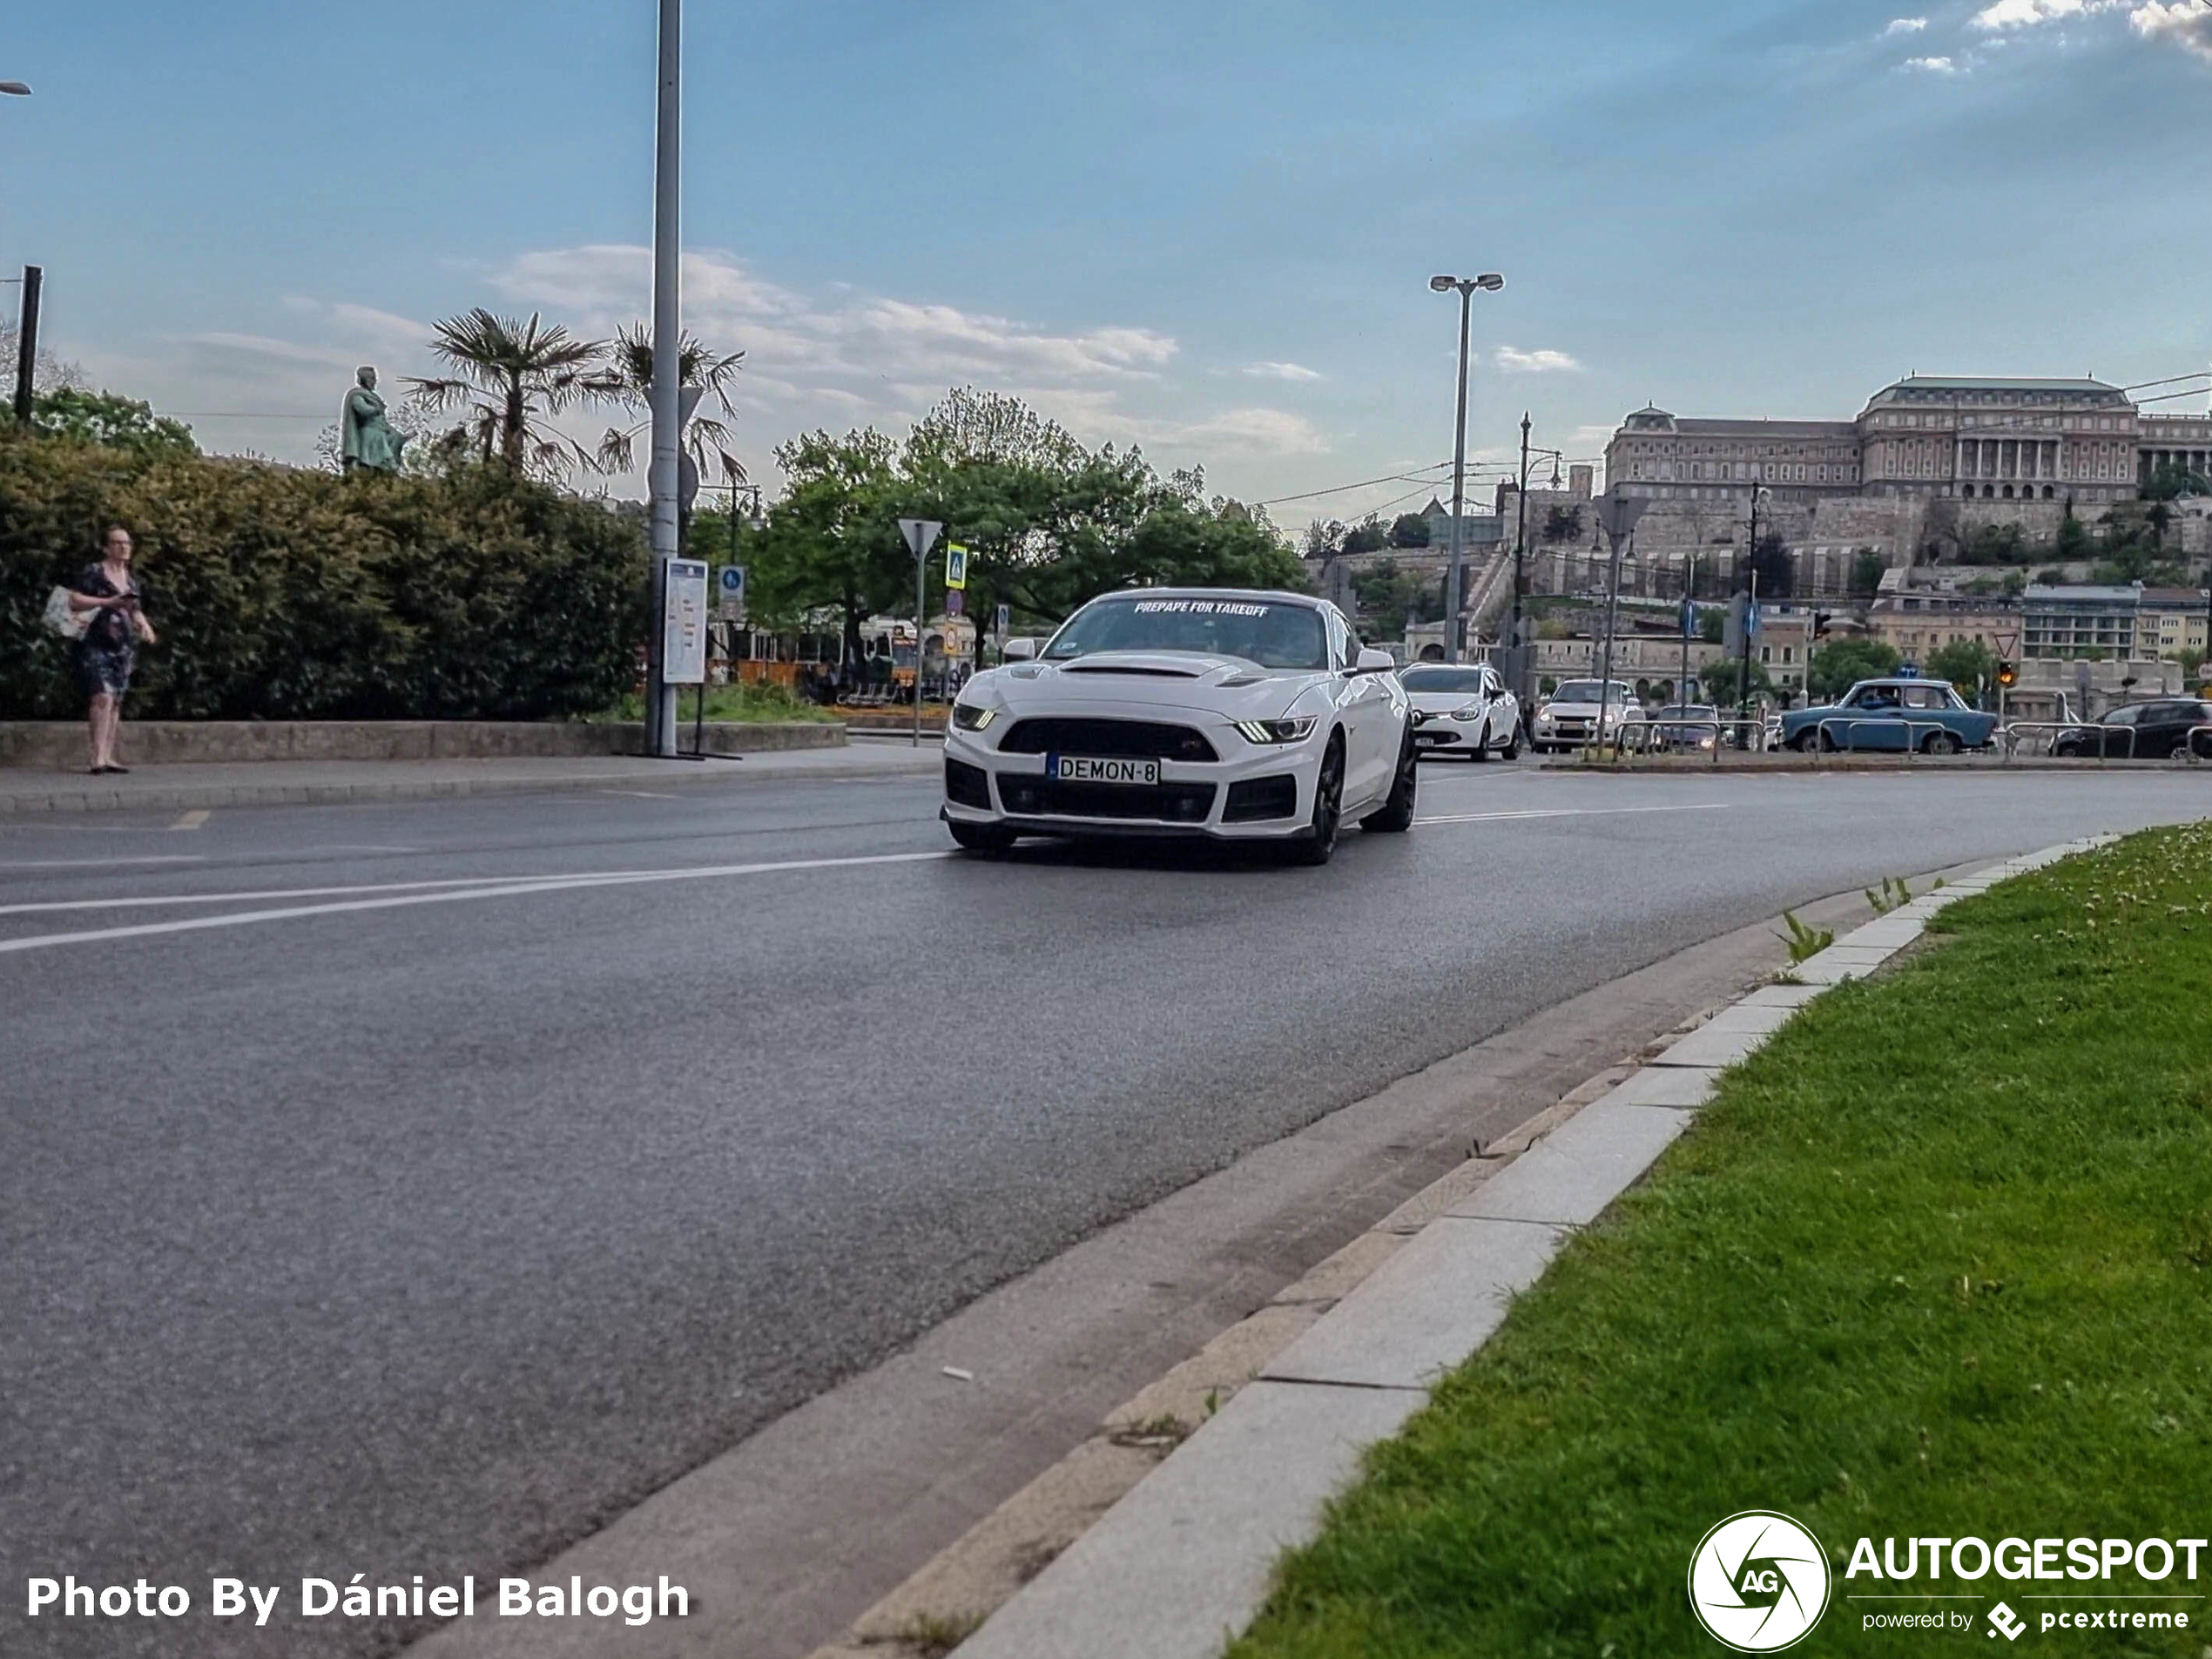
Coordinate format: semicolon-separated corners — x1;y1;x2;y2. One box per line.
1353;648;1396;676
1002;637;1036;662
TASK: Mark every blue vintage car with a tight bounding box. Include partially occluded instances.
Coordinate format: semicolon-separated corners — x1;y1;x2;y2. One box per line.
1779;678;2000;753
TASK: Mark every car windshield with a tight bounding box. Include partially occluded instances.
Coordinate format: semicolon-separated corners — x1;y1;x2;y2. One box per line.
1655;705;1717;722
1549;681;1629;703
1043;597;1328;670
1400;667;1487;693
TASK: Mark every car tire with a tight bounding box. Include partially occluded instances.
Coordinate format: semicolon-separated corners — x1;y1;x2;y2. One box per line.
948;821;1017;855
1501;725;1522;760
1921;731;1963;756
1291;733;1345;866
1363;728;1418;833
1791;731;1819;753
1468;728;1492;762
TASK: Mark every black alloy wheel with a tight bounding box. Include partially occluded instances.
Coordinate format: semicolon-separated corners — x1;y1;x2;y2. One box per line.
1293;735;1345;866
1364;728;1418;833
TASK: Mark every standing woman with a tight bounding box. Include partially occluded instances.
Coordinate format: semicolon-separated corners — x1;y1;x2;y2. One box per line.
69;526;157;774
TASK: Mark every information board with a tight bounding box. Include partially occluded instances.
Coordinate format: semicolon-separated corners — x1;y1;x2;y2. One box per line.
664;559;710;685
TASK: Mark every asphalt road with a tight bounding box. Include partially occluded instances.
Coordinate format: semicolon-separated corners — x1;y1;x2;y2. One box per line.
3;760;2208;1658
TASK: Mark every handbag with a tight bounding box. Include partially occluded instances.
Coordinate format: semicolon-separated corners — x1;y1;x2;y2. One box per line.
43;586;91;641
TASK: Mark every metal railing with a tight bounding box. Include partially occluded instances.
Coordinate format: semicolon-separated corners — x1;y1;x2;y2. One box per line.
1599;717;1768;763
1807;716;1959;757
1998;722;2136;764
2193;725;2212;764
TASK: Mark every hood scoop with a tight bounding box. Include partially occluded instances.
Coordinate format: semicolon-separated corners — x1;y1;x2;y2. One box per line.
1062;663;1203;678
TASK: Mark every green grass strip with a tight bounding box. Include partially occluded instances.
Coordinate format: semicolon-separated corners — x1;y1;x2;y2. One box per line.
1231;823;2212;1658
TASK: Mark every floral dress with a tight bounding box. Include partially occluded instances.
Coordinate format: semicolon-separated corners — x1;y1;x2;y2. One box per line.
73;563;139;698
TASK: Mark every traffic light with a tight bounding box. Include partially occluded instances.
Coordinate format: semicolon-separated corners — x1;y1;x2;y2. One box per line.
1996;661;2018;689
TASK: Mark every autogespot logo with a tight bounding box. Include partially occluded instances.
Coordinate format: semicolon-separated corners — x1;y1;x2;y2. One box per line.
1689;1511;1833;1652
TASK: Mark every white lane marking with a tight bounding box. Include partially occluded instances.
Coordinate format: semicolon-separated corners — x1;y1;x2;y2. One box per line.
0;850;954;956
0;855;209;870
598;789;680;799
170;810;210;831
0;873;627;916
1415;803;1728;826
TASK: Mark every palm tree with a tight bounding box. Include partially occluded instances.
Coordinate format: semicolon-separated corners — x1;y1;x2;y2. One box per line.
588;323;747;486
406;309;606;475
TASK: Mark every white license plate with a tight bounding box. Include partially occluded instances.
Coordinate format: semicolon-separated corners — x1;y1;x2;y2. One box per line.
1048;754;1159;786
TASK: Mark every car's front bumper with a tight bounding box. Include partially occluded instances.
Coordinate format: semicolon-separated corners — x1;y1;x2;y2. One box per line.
941;724;1325;840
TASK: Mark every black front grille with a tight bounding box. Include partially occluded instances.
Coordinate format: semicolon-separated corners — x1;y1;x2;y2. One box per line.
945;758;992;810
997;777;1217;823
1224;774;1298;822
998;718;1217;763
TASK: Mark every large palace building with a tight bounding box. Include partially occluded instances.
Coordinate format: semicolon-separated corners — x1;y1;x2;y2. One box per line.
1607;376;2212;509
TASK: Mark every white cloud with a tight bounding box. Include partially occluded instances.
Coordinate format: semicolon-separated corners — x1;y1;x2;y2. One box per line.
1169;408;1330;457
1971;0;2121;28
1239;361;1325;382
1901;53;1963;70
2131;0;2212;59
1884;16;1930;32
1494;346;1582;374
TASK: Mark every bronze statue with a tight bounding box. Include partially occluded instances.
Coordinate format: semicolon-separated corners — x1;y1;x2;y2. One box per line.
341;366;407;475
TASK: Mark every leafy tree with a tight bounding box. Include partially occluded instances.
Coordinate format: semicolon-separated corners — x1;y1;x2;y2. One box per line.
407;309;606;475
1542;504;1584;544
1389;512;1431;549
1702;656;1772;707
1340;514;1389;555
749;426;907;664
7;388;196;455
2033;566;2067;586
1809;637;1903;698
588;323;746;483
2054;513;2093;563
1747;530;1793;597
1303;518;1345;560
1925;638;1998;703
1348;557;1442;634
1699;607;1725;644
2172;646;2208;686
1960;523;2028;566
1850;548;1885;596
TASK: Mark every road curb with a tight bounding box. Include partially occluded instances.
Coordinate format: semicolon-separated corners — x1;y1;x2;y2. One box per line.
921;833;2118;1659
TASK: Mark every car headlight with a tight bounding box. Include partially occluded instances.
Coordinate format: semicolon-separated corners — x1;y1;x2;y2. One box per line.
1535;710;1556;727
951;702;998;732
1450;704;1484;723
1235;717;1317;745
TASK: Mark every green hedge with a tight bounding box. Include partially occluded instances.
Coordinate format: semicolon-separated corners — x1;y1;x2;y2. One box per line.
1;437;649;720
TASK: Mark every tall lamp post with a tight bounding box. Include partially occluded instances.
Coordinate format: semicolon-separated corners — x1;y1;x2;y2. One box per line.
1429;272;1503;664
1736;485;1770;729
643;0;684;759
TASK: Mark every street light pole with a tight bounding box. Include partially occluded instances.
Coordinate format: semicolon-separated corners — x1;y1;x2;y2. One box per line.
1430;273;1502;664
11;265;41;428
644;0;684;759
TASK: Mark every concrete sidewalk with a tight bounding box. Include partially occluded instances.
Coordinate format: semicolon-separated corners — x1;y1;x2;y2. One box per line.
0;740;943;815
944;835;2114;1659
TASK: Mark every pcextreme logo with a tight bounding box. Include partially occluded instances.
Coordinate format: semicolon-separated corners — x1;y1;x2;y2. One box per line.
1689;1511;1832;1652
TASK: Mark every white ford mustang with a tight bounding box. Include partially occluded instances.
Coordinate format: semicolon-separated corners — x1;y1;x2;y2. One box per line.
941;589;1416;864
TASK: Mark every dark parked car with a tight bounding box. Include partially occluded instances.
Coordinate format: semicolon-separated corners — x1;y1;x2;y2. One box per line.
2052;699;2212;760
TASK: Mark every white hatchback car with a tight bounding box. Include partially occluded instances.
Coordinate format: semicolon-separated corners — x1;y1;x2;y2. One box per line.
1401;662;1521;761
941;590;1415;864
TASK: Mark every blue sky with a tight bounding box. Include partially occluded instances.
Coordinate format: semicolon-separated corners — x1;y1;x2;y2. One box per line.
5;0;2211;524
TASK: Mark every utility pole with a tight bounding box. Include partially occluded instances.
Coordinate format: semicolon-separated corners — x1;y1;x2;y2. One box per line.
1511;412;1531;683
1680;553;1696;711
12;265;42;428
643;0;684;759
1429;273;1502;663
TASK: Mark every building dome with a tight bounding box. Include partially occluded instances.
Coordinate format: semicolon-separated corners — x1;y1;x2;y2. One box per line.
1623;405;1676;432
